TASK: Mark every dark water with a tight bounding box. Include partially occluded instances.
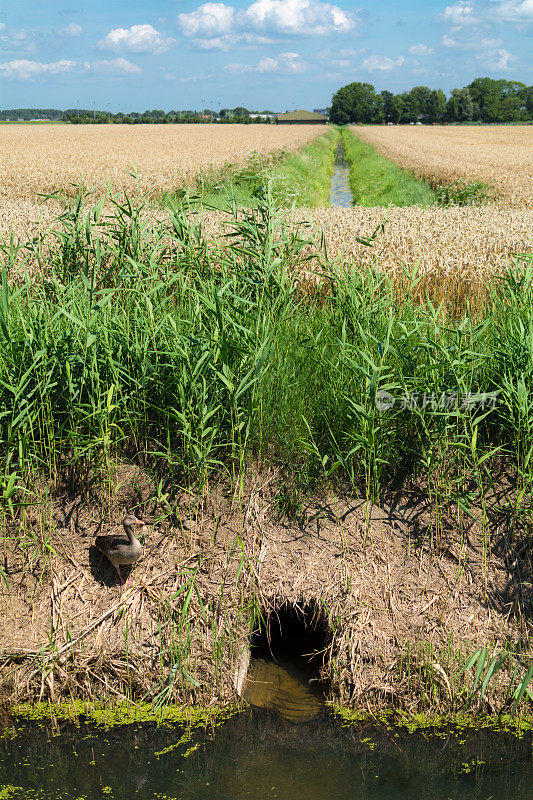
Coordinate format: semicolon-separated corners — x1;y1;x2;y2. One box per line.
330;142;353;208
1;709;533;800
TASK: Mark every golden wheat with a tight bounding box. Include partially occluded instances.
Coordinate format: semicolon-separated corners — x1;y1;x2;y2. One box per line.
0;123;324;200
2;197;531;284
286;205;533;308
289;205;532;275
196;204;532;308
351;125;533;208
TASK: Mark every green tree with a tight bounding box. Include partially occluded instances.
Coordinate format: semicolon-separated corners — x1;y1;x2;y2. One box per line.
409;86;433;120
446;88;473;122
330;82;383;124
467;78;526;122
399;92;419;123
428;89;446;122
233;107;250;120
381;91;403;123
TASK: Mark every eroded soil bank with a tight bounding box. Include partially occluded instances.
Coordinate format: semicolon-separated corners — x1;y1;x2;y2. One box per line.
1;465;531;715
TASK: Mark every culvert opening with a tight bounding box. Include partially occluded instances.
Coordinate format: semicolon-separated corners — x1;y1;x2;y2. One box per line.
243;601;332;721
251;601;331;673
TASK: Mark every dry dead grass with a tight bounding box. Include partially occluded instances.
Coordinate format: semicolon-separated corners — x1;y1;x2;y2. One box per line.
352;125;533;208
0;467;527;712
0;123;323;200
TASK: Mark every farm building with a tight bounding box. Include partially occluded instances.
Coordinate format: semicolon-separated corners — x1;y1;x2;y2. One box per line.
276;110;328;125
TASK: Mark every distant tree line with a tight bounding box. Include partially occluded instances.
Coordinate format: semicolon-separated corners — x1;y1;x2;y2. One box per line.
0;107;275;124
0;108;64;121
329;78;533;125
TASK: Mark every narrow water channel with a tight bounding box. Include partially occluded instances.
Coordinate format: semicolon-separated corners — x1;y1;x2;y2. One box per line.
330;141;353;208
1;711;532;799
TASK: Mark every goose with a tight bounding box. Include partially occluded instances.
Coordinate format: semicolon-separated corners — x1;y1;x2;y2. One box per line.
95;514;145;586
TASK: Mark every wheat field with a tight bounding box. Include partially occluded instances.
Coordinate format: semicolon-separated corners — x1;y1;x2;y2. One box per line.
351;125;533;208
1;123;531;296
0;123;324;200
289;205;532;285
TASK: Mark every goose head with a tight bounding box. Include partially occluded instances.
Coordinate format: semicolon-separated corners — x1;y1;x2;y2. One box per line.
123;514;145;532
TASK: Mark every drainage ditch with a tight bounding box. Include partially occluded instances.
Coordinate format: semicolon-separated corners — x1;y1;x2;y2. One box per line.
329;141;353;208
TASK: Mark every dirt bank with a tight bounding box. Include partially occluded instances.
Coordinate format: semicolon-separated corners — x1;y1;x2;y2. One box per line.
0;466;531;713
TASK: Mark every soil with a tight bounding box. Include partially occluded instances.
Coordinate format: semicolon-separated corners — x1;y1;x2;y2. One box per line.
0;464;531;713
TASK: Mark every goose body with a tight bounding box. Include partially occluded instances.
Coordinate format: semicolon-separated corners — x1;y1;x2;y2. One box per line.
95;515;144;585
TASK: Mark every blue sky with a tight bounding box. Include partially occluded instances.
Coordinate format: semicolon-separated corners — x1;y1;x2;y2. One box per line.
1;0;531;111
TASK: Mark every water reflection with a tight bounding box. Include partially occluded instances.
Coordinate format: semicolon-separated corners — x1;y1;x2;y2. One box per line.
243;657;323;722
2;711;533;800
330;142;353;208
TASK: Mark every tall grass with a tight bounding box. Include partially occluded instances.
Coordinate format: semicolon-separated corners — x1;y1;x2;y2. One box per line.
0;186;532;517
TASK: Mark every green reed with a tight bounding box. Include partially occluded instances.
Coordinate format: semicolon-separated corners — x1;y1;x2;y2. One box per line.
0;186;532;522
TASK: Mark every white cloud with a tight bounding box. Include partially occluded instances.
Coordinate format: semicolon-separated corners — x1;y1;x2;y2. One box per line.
0;28;37;54
189;31;273;50
491;0;533;20
441;33;459;45
98;24;174;54
257;50;308;71
224;61;251;73
0;23;5;31
195;36;236;50
495;47;515;66
84;57;141;75
439;1;480;26
225;50;308;72
480;46;516;67
0;58;76;80
179;4;235;37
408;43;435;55
245;0;354;35
179;0;356;46
316;46;359;61
58;22;82;37
362;54;406;71
329;58;350;67
438;0;532;28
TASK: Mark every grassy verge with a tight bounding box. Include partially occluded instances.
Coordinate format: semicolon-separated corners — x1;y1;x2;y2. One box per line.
341;127;436;206
164;126;339;210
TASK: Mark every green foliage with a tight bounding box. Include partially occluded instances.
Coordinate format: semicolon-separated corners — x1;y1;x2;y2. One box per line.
446;88;474;122
467;78;529;123
0;108;63;122
433;179;490;206
178;127;339;209
330;77;531;125
0;188;532;513
340;127;436;206
329;83;384;125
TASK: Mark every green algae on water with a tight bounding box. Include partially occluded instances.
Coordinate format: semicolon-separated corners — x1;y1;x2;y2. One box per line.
330;704;533;737
7;700;241;734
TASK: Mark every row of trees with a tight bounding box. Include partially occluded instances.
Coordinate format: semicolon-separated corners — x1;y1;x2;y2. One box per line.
0;108;64;121
330;78;532;125
0;107;275;124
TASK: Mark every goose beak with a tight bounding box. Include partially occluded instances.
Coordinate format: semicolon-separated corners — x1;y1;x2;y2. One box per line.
133;517;145;526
